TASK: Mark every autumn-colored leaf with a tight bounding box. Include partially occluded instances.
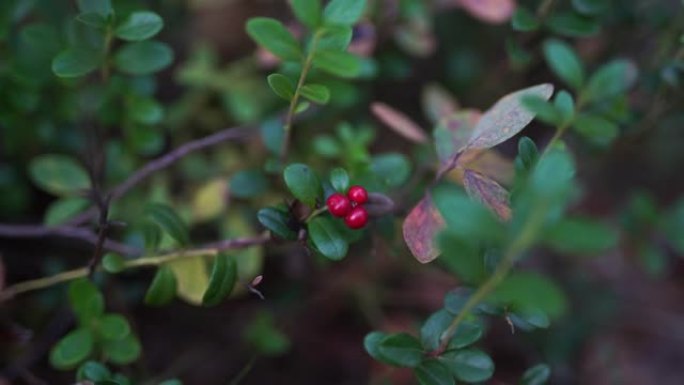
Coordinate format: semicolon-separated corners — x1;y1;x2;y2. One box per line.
455;149;515;186
403;195;445;263
371;102;428;144
458;0;516;24
466;83;554;150
434;110;482;179
463;169;511;221
422;83;460;124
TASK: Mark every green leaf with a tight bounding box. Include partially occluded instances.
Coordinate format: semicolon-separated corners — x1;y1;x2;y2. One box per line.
68;279;104;324
415;359;455;385
202;253;237;306
77;361;111;382
308;217;349;260
267;73;295;101
544;217;617;255
330;168;350;193
662;199;684;254
585;60;638;102
77;0;112;16
509;308;550;331
115;11;164;41
145;203;189;246
168;257;210;305
546;12;600;37
283;163;322;206
246;17;302;61
370;153;411;188
29;154;91;196
102;253;126;274
511;7;540;31
98;314;131;340
300;84;330;104
431;185;502;242
377;333;423;368
114;41;174;75
76;12;108;29
144;266;177;306
543;39;584;89
438;232;485;284
420;310;452;351
572;114;619;145
317;25;353;51
312;50;362;78
129;97;164;125
364;331;393;364
467;84;554;150
323;0;366;26
292;0;322;29
52;48;101;78
257;207;298;240
553;91;575;124
245;311;291;356
439;349;494;383
520;364;551;385
572;0;610;16
521;95;562;126
517;137;539;170
231;170;269;199
49;328;94;369
489;272;568;318
102;334;142;365
44;197;90;225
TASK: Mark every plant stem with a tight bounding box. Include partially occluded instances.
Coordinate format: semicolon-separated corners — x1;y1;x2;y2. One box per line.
227;354;257;385
304;206;328;223
0;235;269;301
280;30;324;163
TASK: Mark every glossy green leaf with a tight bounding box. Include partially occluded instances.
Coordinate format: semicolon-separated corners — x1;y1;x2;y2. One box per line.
439;349;494;383
308;217;348;260
521;95;562;126
517;137;539;170
572;114;619;145
370;153;411;187
102;334;142;365
144;266;177;306
257;207;298;240
292;0;322;29
115;11;164;41
511;7;539;31
467;84;554;150
544;217;618;254
421;309;480;351
520;364;551;385
377;333;423;368
546;12;600;37
129;97;164;125
102;253;126;274
323;0;366;26
572;0;610;15
543;39;584;89
330;168;350;193
246;17;302;61
509;308;550;331
76;12;108;29
585;60;638;102
415;359;455;385
283;163;322;206
313;50;362;78
364;331;393;364
77;361;111;382
114;41;174;75
44;197;90;225
300;84;330;104
554;91;575;124
202;253;237;306
98;314;131;340
267;73;295;101
29;154;91;196
317;25;353;51
68;279;104;324
49;328;94;369
77;0;112;16
145;203;189;246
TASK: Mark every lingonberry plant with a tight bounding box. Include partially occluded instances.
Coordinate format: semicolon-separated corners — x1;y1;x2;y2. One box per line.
1;0;683;384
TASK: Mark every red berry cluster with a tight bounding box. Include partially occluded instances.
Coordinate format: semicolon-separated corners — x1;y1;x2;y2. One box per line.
326;185;369;229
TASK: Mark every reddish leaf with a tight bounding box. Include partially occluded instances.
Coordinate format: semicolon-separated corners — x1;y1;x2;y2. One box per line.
463;169;511;221
422;83;460;124
458;0;516;24
467;84;554;150
403;195;445;263
458;149;515;185
372;102;428;143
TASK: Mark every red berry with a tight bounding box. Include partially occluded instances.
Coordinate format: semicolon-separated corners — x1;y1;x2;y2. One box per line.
326;193;351;217
347;185;368;204
345;206;368;229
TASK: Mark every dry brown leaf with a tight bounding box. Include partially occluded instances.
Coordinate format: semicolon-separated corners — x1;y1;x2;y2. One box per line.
371;102;429;143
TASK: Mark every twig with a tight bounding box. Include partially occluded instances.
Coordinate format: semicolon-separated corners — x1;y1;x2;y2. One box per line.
0;224;140;256
227;354;258;385
0;233;270;301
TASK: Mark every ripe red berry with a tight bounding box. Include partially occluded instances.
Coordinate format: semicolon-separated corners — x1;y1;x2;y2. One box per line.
345;206;368;229
347;185;368;205
326;193;351;217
